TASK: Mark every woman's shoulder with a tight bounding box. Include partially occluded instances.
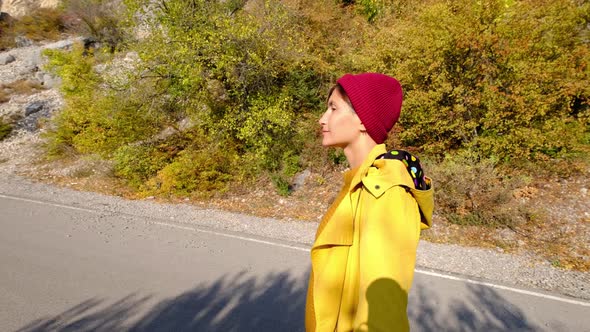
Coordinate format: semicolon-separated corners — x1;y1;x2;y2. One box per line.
374;150;429;191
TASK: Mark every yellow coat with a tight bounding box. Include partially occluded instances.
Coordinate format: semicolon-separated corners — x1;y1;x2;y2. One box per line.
305;144;434;332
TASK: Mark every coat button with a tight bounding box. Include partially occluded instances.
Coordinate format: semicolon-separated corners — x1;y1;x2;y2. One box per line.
375;185;380;190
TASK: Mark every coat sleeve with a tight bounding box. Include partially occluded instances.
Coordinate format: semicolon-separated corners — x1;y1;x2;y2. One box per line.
353;185;422;332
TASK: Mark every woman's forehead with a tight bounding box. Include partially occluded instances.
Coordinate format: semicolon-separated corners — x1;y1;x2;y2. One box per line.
328;88;345;103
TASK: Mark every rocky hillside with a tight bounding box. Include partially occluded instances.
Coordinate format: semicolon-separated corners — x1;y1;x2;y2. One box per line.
0;38;75;173
0;0;59;18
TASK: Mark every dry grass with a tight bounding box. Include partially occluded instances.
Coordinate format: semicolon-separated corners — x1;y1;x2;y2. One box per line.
0;90;9;103
0;79;46;103
23;155;133;198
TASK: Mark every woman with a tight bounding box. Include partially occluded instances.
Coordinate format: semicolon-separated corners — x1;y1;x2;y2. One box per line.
305;73;434;332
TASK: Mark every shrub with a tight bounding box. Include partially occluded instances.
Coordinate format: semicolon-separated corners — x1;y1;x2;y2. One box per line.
353;0;589;161
112;127;239;197
62;0;129;52
0;8;65;50
43;43;165;157
424;153;536;228
43;43;101;156
113;144;172;189
0;118;12;141
145;144;235;197
42;0;590;199
0;18;16;50
339;0;385;22
271;174;292;197
122;0;326;193
13;8;65;41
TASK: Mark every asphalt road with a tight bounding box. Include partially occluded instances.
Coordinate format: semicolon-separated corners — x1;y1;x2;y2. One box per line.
1;193;589;332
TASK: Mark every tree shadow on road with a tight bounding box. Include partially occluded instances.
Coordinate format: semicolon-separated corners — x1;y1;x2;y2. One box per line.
130;271;307;332
17;270;307;332
18;269;550;332
409;279;546;331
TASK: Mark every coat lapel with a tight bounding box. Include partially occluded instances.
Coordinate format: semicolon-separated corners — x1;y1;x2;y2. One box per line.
311;145;388;249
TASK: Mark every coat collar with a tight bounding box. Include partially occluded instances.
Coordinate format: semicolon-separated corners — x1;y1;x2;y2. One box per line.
349;144;388;192
312;144;389;250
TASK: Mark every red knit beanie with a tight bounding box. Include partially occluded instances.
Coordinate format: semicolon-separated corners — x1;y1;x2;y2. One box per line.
337;73;403;144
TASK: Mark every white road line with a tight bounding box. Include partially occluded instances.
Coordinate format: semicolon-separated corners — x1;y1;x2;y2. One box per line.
151;221;310;252
0;193;100;213
414;269;590;307
2;193;589;307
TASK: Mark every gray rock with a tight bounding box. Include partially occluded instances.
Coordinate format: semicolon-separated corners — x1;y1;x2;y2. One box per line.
14;36;33;48
292;169;311;191
33;72;45;83
18;105;52;132
25;101;45;116
25;50;42;71
43;74;61;89
0;54;15;65
42;37;85;51
35;72;61;89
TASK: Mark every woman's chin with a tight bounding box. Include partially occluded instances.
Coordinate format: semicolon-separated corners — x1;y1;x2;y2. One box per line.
321;138;331;147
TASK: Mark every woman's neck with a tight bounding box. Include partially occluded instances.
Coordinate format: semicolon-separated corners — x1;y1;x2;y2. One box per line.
343;137;378;169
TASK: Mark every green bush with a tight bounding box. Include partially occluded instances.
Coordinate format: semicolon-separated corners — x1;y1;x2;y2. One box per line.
357;0;590;161
338;0;385;22
0;118;12;141
43;43;165;157
146;145;235;197
113;144;172;189
112;128;238;197
121;0;325;191
271;173;292;197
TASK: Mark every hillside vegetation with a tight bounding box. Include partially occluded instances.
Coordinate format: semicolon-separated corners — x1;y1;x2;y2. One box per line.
2;0;588;268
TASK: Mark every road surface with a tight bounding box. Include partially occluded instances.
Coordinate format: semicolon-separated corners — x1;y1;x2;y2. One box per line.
1;192;589;331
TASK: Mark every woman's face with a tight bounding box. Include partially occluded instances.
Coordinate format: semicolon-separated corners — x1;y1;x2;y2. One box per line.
319;88;363;148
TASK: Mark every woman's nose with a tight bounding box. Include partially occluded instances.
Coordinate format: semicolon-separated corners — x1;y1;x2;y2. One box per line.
319;110;328;125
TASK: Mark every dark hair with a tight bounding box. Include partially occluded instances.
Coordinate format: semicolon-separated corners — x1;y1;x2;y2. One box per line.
327;83;355;112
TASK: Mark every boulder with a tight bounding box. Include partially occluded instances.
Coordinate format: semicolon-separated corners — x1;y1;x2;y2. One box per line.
19;100;53;132
42;38;80;51
0;54;15;65
34;72;60;88
292;169;311;192
24;50;42;71
14;36;33;48
24;101;45;116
